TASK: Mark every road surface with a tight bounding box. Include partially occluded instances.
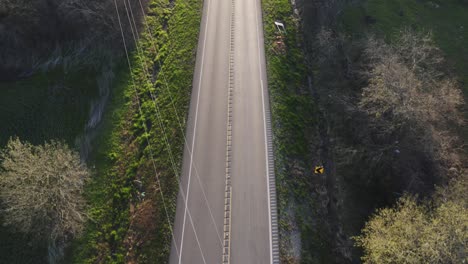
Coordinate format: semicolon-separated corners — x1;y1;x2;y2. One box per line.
169;0;279;261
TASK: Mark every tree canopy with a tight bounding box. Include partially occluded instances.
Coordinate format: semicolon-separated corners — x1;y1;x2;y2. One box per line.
0;138;89;243
355;189;467;264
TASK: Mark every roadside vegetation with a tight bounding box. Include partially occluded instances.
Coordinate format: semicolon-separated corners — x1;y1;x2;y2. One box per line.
347;29;466;263
0;0;137;78
286;0;468;262
69;0;202;262
261;0;323;263
0;0;126;262
340;0;468;91
355;185;467;264
0;0;201;263
0;139;89;263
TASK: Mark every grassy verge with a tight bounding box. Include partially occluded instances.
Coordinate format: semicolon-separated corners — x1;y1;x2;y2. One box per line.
340;0;468;92
261;0;324;263
69;0;201;262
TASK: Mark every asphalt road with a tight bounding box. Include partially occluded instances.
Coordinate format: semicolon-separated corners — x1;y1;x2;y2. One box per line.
169;0;277;261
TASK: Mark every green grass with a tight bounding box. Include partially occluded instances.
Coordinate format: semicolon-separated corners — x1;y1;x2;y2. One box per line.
66;62;131;263
69;0;202;262
340;0;468;92
0;69;99;147
261;0;325;263
262;0;312;164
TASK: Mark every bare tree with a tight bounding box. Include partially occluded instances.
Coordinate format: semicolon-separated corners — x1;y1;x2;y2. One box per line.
0;138;89;254
360;30;463;125
359;29;464;177
394;29;445;78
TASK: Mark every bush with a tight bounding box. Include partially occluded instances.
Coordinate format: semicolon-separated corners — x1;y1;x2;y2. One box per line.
355;192;467;264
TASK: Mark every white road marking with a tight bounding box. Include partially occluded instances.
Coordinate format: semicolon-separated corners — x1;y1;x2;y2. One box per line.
178;0;212;262
135;0;223;246
253;0;274;262
222;0;236;261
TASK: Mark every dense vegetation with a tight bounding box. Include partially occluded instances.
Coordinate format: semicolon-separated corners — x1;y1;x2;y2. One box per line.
0;139;89;263
69;0;202;262
0;0;141;78
281;0;468;263
261;0;324;263
355;182;467;264
0;0;201;263
0;1;128;261
349;29;467;263
2;0;466;263
0;0;143;149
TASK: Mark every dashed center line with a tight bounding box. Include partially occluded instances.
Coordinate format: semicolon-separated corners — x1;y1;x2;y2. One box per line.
221;0;235;262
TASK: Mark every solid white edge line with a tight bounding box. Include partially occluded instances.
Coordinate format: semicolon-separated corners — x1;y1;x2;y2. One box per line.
178;0;211;262
136;0;223;247
253;0;274;262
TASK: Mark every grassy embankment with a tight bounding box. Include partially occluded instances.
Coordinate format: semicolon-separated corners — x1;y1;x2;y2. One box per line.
261;0;326;263
340;0;468;93
69;0;201;262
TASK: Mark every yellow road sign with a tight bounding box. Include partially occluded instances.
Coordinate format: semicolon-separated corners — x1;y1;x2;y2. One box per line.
314;166;324;174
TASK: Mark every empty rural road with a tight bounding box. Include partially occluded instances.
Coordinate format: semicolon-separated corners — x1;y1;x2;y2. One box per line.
169;0;279;261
